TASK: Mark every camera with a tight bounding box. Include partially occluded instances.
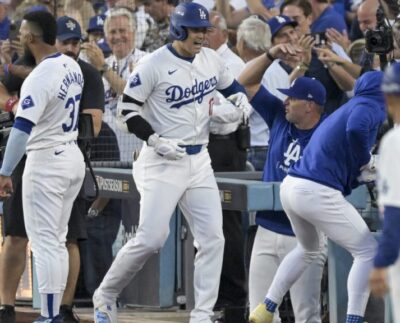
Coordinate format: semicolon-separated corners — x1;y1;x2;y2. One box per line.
365;6;394;54
307;32;327;47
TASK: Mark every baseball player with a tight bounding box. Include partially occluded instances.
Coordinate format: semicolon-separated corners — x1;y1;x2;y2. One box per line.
92;3;252;323
250;70;386;323
369;62;400;323
0;11;85;323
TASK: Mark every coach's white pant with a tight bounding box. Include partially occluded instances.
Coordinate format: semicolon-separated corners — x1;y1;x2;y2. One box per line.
266;176;377;317
96;146;224;323
23;143;85;294
390;259;400;323
249;226;326;323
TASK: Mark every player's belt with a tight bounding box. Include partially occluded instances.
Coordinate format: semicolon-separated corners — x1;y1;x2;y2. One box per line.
179;144;203;155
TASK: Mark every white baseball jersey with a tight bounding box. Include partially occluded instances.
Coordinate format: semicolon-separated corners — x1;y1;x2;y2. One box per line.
377;126;400;209
124;45;235;145
103;48;147;161
16;53;84;151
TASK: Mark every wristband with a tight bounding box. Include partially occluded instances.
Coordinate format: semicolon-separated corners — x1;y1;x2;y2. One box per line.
266;50;275;61
4;96;18;112
99;63;109;75
3;63;11;76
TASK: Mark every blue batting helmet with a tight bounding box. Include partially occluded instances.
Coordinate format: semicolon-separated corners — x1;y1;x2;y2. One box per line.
382;62;400;94
169;2;212;41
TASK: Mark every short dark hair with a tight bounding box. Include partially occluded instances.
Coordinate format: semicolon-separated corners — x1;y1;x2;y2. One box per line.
280;0;312;17
23;11;57;45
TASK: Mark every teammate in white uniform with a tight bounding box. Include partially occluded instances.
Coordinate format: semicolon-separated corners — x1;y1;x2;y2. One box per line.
0;11;85;323
370;62;400;323
92;3;252;323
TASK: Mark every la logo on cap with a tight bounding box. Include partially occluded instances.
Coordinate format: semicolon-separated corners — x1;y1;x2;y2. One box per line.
97;16;104;25
198;8;206;20
66;20;76;31
276;16;286;23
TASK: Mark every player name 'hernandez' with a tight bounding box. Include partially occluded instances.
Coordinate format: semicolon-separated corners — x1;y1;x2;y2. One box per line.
57;69;84;100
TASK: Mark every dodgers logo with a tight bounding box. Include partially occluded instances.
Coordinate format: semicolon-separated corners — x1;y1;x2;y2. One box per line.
166;76;217;109
66;20;76;31
283;139;301;167
21;95;35;110
129;73;142;88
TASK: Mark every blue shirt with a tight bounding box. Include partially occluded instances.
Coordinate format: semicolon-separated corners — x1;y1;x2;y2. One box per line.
311;6;347;33
0;17;10;40
289;71;386;196
250;86;324;236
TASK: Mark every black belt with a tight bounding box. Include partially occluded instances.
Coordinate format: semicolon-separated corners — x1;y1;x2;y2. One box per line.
209;133;236;140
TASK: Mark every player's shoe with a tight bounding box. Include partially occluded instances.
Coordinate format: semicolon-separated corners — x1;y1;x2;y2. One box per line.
59;305;79;323
248;304;274;323
32;315;62;323
0;305;16;323
93;291;117;323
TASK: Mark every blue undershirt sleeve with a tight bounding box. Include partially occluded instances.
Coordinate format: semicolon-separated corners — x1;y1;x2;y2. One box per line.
0;118;33;176
219;80;246;98
374;206;400;268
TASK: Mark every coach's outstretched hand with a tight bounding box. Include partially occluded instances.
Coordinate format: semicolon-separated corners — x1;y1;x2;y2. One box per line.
147;133;186;160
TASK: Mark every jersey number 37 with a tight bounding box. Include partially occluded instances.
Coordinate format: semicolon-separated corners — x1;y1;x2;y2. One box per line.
62;94;81;133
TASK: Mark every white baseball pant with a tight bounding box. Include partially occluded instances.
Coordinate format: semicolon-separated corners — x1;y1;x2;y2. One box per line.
95;145;224;323
23;142;85;294
266;175;377;317
249;226;326;323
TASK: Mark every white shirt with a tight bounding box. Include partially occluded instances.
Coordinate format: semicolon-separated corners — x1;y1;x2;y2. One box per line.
378;126;400;209
103;48;147;162
17;53;83;151
124;45;234;145
210;43;245;135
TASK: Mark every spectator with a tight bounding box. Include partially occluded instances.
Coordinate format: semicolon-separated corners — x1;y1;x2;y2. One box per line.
271;13;353;113
141;0;171;52
309;0;347;34
64;0;95;37
235;15;271;171
82;7;147;162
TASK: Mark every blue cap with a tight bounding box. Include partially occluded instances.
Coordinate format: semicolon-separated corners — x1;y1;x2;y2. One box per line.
87;14;106;33
26;4;48;13
267;15;298;39
277;77;326;106
57;16;82;41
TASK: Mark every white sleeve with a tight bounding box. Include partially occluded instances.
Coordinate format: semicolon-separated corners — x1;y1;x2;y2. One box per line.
216;55;235;91
123;60;157;103
16;69;50;125
377;132;400;208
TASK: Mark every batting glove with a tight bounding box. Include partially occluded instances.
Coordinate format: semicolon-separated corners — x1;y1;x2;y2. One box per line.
226;92;252;121
147;134;186;160
358;154;378;183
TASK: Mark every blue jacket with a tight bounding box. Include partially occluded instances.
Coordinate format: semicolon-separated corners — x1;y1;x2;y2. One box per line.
289;71;386;196
250;86;324;235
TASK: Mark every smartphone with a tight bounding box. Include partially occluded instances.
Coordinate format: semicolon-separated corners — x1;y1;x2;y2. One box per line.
309;32;327;47
8;22;20;41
